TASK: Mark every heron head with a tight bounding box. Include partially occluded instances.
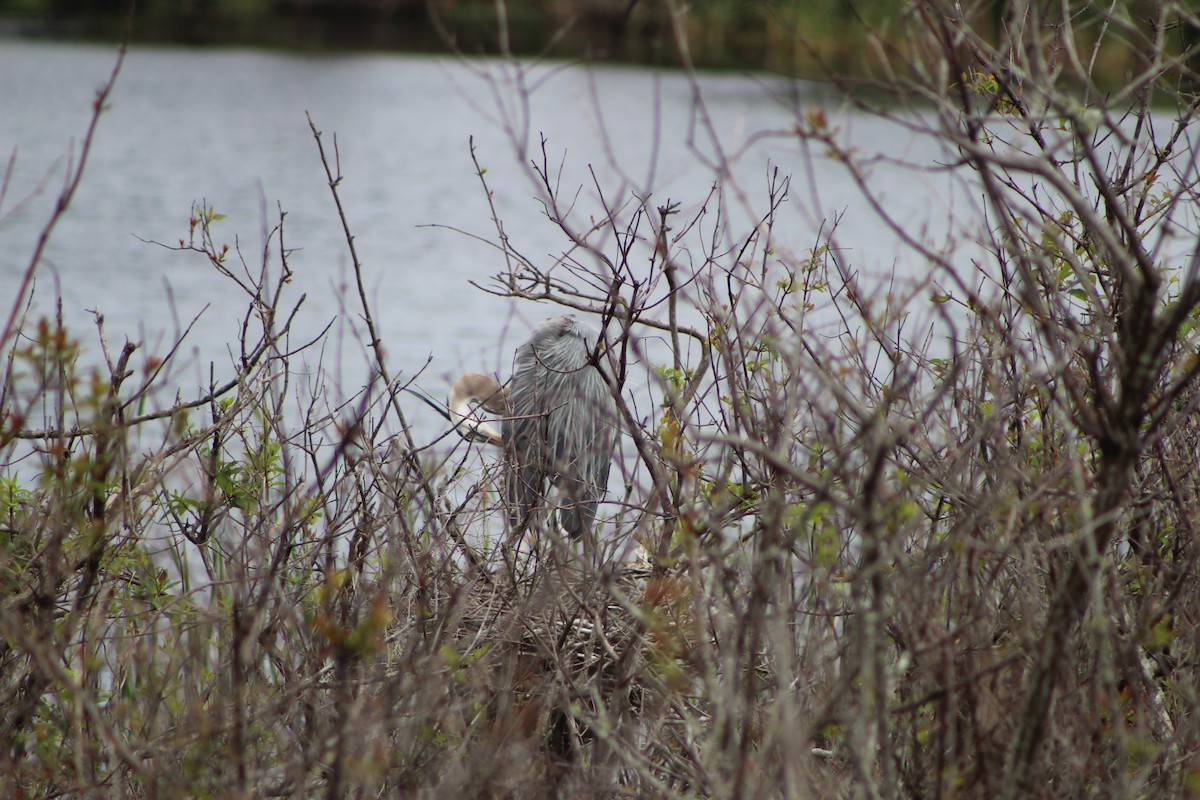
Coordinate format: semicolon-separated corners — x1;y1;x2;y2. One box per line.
448;373;507;446
526;314;596;351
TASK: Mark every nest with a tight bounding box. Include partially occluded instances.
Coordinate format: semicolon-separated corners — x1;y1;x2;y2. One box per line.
445;551;690;769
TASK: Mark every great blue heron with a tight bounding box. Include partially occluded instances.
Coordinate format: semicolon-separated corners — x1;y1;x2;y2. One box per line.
443;315;617;538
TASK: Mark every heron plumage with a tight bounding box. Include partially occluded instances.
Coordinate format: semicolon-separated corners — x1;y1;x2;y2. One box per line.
503;316;616;538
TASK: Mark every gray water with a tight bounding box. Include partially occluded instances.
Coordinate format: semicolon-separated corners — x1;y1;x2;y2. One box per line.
1;40;963;446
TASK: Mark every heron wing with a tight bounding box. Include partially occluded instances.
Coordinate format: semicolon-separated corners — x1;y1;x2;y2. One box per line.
503;316;618;537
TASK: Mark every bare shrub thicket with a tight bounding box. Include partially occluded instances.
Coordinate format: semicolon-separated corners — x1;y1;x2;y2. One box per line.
3;1;1200;797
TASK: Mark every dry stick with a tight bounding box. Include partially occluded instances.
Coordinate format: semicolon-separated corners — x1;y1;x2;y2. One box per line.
1002;447;1139;798
919;19;1200;791
15;626;152;782
1000;177;1181;800
11;297;316;441
0;148;17;216
306;113;484;573
464;139;691;564
818;18;1136;786
468;136;529;283
0;289;40;443
0;45;125;350
306;116;404;444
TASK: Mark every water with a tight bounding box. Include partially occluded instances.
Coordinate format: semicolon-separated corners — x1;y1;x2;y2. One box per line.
0;39;963;448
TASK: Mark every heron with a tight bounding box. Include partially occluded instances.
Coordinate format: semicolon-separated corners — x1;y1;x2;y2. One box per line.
439;315;617;538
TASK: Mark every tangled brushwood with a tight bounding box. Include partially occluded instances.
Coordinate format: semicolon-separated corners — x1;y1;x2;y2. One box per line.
3;1;1200;797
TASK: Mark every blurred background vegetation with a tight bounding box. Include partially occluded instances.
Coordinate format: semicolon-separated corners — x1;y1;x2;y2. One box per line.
1;0;1194;83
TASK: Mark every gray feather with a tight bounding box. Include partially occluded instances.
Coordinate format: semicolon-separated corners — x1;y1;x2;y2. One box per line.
502;315;617;538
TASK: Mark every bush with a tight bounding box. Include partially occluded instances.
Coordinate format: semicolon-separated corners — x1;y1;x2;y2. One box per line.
2;1;1200;797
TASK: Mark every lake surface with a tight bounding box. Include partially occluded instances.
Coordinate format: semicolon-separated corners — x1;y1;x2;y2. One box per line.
0;39;963;446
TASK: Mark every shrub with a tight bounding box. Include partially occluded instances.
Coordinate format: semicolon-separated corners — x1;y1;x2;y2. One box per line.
2;2;1199;796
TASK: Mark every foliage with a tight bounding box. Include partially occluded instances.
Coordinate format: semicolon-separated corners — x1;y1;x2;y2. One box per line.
4;0;1192;81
